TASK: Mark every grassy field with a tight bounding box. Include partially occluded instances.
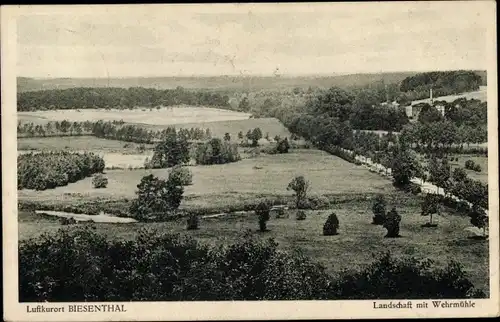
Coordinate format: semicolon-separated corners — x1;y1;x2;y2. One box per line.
135;117;292;139
18;106;251;125
18;196;489;295
18;149;393;206
411;86;487;105
17;136;154;152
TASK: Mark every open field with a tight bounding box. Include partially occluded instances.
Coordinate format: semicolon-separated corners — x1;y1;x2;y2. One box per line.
18;197;489;295
18;149;394;205
18;106;251;126
411;86;487;106
17;136;154;152
134;117;292;139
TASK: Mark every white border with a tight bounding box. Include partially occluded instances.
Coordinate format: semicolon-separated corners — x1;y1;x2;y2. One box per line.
2;2;499;321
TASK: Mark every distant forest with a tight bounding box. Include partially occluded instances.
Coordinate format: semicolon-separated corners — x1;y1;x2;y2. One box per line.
17;87;230;111
17;70;486;112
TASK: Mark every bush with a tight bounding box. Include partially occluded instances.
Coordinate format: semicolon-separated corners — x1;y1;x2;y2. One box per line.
383;207;401;238
464;159;475;169
371;194;386;225
168;165;193;186
255;201;271;231
60;217;77;225
92;174;108;189
296;210;307;220
323;213;339;236
307;195;330;210
186;214;199;230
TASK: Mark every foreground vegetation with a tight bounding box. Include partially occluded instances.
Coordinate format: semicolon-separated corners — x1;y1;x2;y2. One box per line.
19;223;486;301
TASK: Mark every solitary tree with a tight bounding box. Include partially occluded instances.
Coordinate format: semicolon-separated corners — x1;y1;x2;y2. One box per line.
224;132;231;141
323;213;340;236
391;148;423;186
237;131;244;140
287;176;310;209
371;194;386;225
421;193;440;227
251;128;263;146
129;174;184;221
276;137;290;153
383;207;401;238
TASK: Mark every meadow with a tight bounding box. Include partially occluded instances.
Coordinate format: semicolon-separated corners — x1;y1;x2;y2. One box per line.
18;195;489;295
18;149;393;208
135;117;292;140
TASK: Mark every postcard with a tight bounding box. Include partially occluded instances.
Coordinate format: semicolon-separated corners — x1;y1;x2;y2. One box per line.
2;2;499;321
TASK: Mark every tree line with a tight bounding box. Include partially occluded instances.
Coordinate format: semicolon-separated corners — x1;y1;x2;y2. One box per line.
17;86;230;111
18;151;105;190
18;120;212;144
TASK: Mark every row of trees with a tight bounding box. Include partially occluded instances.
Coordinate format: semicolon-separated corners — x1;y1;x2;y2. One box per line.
17;152;105;190
18;120;213;144
18;87;230;111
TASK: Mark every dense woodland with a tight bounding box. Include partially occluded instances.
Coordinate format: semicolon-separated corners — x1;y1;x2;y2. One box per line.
17;87;230;111
17;152;105;190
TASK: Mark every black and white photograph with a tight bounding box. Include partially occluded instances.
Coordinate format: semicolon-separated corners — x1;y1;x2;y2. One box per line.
2;2;498;321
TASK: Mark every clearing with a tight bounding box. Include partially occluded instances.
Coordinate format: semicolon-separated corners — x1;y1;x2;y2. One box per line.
18;106;251;126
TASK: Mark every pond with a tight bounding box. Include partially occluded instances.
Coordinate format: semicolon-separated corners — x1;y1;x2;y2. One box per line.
35;210;137;223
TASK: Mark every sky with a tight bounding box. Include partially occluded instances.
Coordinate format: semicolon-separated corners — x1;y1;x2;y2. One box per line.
16;2;493;78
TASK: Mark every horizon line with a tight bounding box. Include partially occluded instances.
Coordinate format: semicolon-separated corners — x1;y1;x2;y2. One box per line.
17;68;487;80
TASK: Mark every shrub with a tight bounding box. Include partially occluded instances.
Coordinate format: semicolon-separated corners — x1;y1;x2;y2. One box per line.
92;174;108;189
60;217;77;225
168;165;193;186
255;201;271;231
186;214;199;230
383;207;401;238
276;137;290;153
307;195;330;210
296;210;307;220
464;159;475;170
323;213;339;236
371;194;386;225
